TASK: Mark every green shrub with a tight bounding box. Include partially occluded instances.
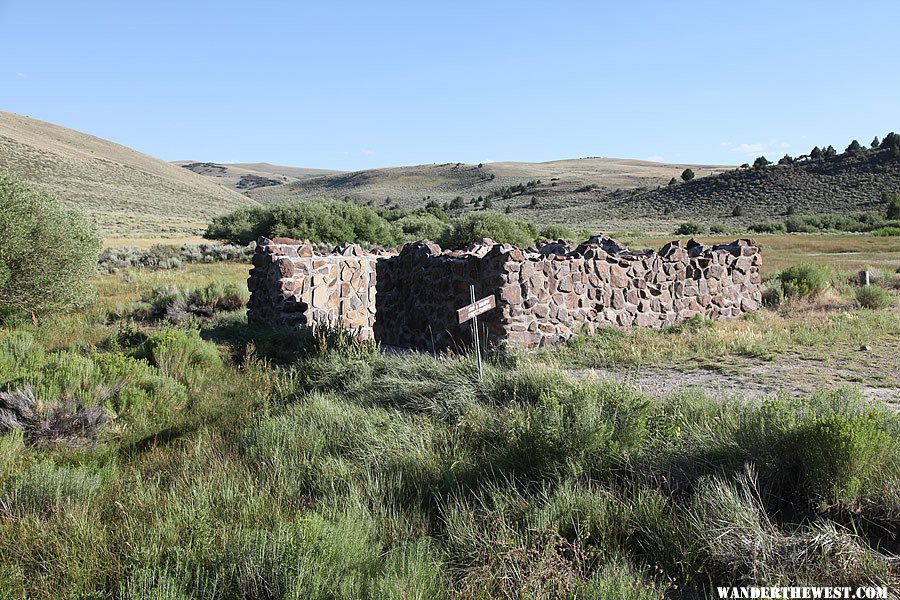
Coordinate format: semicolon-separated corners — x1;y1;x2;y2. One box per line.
137;286;182;321
133;328;223;382
205;201;400;246
779;264;830;298
748;222;787;234
503;383;651;478
761;282;784;307
735;390;900;509
0;173;100;318
785;212;893;234
191;281;246;313
391;212;447;242
439;212;538;249
790;411;895;502
855;285;892;309
538;224;575;241
871;226;900;237
886;193;900;220
0;331;188;431
91;352;188;418
674;222;705;235
133;283;247;323
709;223;728;234
0;330;44;374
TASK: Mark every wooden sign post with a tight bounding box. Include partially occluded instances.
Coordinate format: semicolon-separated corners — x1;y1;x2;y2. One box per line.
457;286;496;381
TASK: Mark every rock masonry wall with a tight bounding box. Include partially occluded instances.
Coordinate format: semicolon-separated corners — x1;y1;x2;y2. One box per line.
247;235;762;350
247;239;382;338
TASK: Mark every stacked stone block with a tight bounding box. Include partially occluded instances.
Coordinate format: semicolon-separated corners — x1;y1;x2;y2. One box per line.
247;238;382;338
246;235;762;350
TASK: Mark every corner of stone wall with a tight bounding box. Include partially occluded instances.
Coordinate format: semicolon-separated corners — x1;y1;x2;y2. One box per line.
246;236;385;339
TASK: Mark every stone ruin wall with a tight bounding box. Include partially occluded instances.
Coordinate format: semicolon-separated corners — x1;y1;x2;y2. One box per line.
247;235;762;350
247;239;382;339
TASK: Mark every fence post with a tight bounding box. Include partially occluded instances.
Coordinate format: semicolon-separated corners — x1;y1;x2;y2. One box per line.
469;285;483;381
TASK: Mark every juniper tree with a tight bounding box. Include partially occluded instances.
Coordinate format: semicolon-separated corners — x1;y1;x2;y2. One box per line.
753;156;771;169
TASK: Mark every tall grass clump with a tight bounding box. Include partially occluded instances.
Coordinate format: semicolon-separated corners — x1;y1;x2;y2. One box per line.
1;461;111;516
682;472;886;585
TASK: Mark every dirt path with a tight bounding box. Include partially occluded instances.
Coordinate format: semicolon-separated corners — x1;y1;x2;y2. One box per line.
569;342;900;405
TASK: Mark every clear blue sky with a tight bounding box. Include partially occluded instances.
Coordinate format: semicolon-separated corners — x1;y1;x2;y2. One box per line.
1;0;897;170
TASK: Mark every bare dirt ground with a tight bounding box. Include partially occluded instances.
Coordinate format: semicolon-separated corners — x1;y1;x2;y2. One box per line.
572;339;900;405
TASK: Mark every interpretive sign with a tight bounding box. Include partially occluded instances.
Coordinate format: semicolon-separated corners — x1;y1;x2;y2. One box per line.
457;294;496;324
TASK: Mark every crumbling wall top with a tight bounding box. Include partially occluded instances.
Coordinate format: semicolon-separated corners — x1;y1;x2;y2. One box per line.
256;234;760;264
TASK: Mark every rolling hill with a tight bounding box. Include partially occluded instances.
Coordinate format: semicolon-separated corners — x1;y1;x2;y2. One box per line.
243;158;733;231
4;109;896;240
0;111;257;239
238;150;899;232
633;147;900;226
173;161;342;193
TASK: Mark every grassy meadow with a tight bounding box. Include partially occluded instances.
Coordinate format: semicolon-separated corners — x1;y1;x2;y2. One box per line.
619;233;900;278
0;230;898;598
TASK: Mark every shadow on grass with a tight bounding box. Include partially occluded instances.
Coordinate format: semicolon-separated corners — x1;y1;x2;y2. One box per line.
121;422;203;457
201;312;315;365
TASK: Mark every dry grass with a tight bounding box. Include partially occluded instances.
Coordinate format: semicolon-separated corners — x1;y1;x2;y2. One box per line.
172;161;341;192
102;235;210;248
0;111;257;239
94;262;248;311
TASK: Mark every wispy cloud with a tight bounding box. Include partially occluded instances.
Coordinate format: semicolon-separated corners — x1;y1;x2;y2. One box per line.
719;141;790;157
734;143;766;155
646;155;665;162
360;148;376;156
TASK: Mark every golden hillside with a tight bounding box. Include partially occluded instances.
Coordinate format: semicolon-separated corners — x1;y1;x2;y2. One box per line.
0;111;257;239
